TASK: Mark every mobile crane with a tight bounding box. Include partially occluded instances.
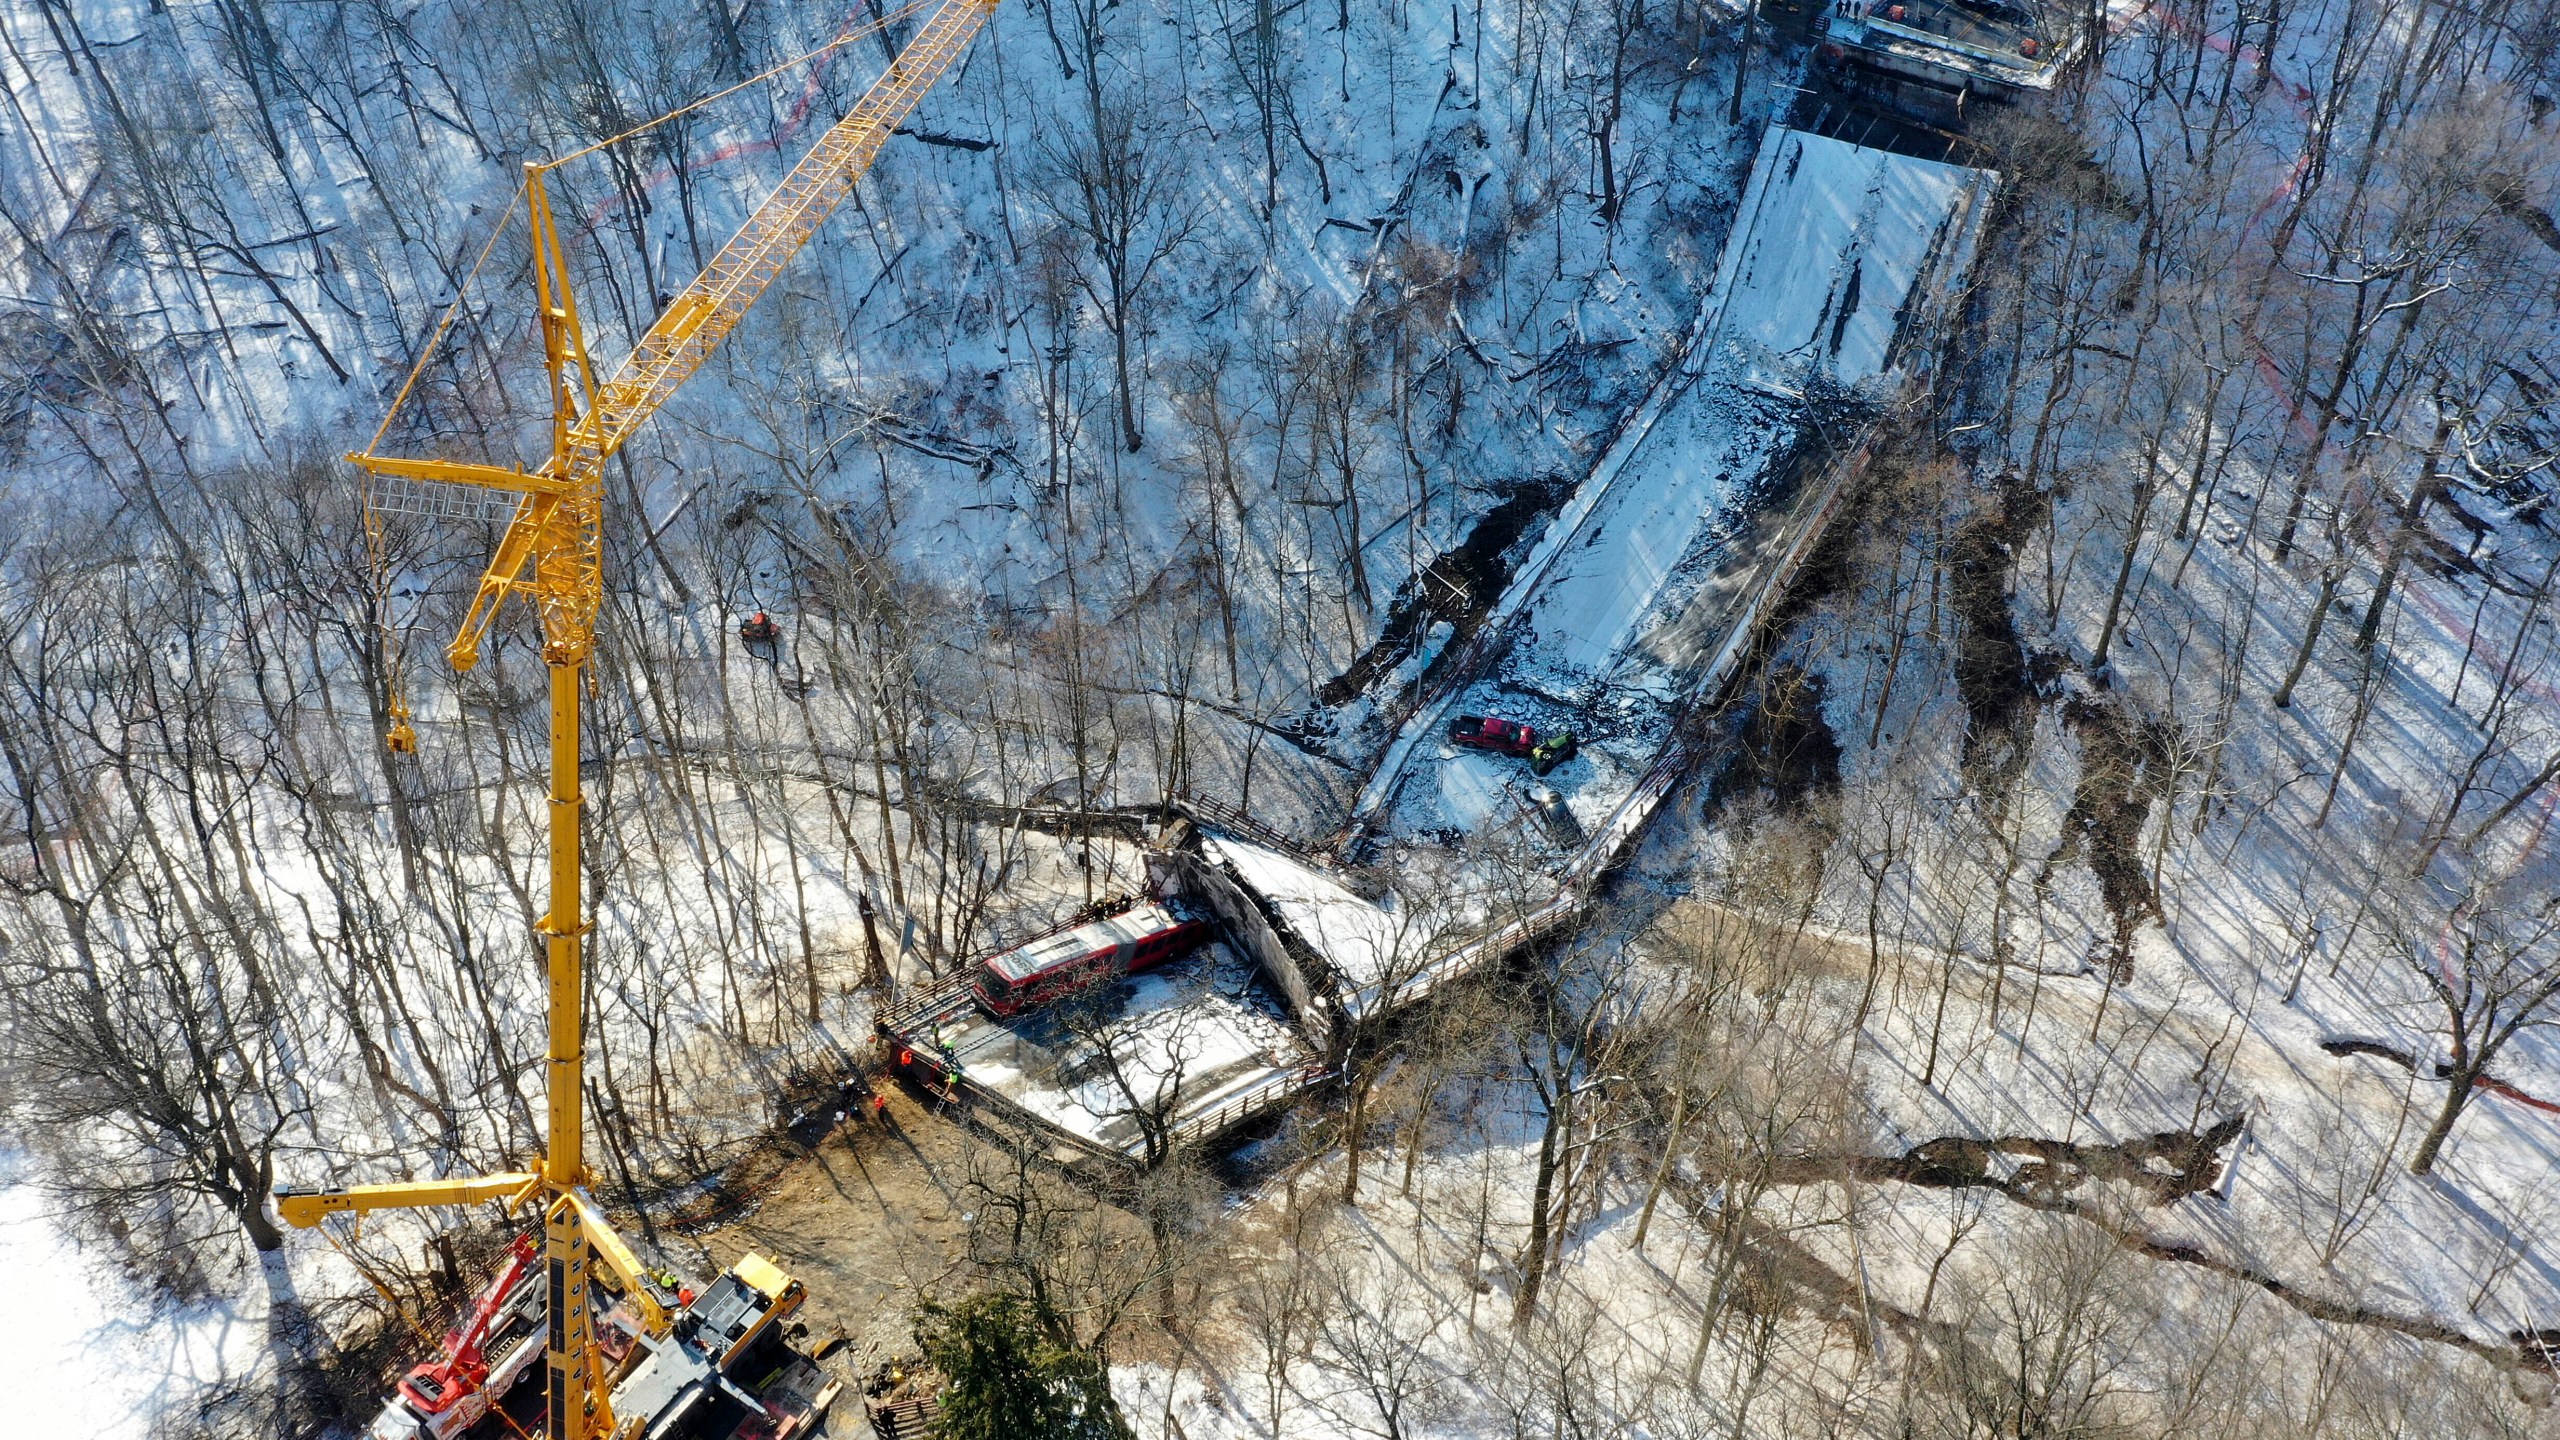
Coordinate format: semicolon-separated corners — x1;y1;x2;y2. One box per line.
274;3;996;1436
375;1236;544;1440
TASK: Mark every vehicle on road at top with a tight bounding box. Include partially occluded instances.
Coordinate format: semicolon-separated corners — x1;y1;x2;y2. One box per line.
1447;713;1580;775
972;899;1214;1018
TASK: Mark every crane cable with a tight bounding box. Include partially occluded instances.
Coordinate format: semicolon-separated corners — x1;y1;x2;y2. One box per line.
360;0;939;461
361;0;938;755
539;0;937;172
367;194;522;755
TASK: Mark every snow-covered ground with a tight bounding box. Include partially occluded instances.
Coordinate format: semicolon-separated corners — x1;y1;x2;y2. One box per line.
0;1150;331;1439
1110;1019;2547;1437
1603;0;2560;1396
921;125;2010;1179
4;0;1776;1405
1097;880;2560;1437
7;0;2553;1420
1090;4;2560;1428
0;1160;188;1436
1755;487;2560;1350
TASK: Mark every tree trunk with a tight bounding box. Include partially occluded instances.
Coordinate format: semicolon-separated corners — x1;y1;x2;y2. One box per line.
1631;1084;1686;1250
1341;1068;1371;1202
1114;316;1143;452
2272;562;2343;709
1512;1099;1563;1323
1728;0;1755;125
240;1195;285;1251
2354;417;2452;654
2090;469;2161;675
2409;1073;2470;1175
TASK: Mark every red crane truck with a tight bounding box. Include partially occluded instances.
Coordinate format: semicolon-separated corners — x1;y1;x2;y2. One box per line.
365;1236;545;1440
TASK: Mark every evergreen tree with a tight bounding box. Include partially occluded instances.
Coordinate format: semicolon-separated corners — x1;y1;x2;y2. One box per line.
914;1292;1133;1440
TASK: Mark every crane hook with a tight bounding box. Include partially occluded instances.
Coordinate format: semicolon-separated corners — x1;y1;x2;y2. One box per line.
386;697;418;755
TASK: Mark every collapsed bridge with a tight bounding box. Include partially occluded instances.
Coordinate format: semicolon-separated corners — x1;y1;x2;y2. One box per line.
879;128;1999;1167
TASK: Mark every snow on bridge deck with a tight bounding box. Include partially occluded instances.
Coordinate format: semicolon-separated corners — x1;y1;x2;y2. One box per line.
1352;128;1996;865
878;940;1318;1165
1198;829;1487;1025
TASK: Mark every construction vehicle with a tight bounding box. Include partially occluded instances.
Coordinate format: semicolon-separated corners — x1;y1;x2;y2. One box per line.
278;1190;681;1437
361;1247;829;1440
610;1253;824;1439
1447;714;1579;775
279;4;998;1438
365;1236;547;1440
969;898;1215;1017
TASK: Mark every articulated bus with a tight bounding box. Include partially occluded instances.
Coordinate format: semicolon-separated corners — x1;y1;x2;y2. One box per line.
972;900;1213;1017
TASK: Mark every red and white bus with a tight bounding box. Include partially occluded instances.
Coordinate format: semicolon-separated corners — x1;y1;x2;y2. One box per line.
973;900;1214;1017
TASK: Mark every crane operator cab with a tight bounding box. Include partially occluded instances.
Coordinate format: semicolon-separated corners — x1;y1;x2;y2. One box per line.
612;1252;809;1439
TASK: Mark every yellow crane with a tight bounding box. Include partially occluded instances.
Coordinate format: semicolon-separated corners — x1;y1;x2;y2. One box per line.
276;3;996;1436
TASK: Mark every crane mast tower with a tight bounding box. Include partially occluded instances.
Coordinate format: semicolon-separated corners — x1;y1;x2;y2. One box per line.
274;4;997;1436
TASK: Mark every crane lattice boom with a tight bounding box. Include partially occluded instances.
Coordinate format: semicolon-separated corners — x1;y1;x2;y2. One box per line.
586;0;991;462
359;0;995;672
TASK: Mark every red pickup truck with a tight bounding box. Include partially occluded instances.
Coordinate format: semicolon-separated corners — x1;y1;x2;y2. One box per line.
1447;714;1579;775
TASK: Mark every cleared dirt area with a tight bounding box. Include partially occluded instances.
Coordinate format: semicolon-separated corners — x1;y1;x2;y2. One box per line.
690;1088;985;1365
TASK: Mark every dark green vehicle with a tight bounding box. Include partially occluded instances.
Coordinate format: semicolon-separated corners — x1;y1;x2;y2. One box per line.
1529;730;1578;775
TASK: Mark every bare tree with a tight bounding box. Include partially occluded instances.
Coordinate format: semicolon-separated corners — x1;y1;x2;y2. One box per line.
960;1126;1165;1360
1916;1208;2146;1439
0;544;299;1257
1310;1232;1449;1440
1033;63;1203;453
2399;879;2560;1175
1233;1191;1326;1437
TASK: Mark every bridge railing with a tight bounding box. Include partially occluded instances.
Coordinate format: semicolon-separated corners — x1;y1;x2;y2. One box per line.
1167;1063;1332;1151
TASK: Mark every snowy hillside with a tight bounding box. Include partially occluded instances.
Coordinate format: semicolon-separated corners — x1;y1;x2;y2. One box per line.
5;0;2560;1431
0;0;1779;1430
